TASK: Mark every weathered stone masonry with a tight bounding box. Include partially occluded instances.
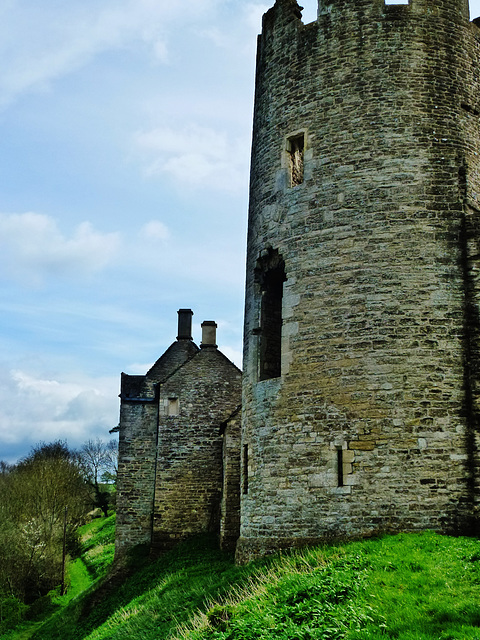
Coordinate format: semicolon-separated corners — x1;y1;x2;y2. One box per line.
115;310;242;556
237;0;480;562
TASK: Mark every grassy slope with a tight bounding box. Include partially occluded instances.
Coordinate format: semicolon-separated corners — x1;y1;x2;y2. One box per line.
30;534;259;640
178;532;480;640
2;515;115;640
17;527;480;640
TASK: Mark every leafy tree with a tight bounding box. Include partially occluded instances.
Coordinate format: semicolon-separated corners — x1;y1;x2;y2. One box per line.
0;441;91;605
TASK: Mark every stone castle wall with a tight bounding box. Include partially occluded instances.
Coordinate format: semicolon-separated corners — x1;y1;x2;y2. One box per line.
220;409;242;551
115;389;158;552
238;0;480;562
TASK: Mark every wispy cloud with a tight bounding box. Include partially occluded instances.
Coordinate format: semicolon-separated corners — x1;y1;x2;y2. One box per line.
134;123;250;192
0;0;255;465
0;207;243;290
199;3;270;52
138;220;170;242
0;0;218;108
218;346;243;369
0;212;120;286
244;3;271;31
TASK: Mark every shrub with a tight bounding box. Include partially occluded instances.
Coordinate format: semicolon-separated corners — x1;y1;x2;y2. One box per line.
0;595;28;631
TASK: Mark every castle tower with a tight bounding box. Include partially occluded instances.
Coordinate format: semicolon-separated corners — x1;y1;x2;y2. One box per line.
237;0;480;561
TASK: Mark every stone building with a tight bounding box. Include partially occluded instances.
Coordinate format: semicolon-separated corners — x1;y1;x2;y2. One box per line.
115;309;242;556
237;0;480;562
116;0;480;562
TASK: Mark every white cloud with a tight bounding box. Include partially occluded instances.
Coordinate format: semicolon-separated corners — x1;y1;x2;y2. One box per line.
197;3;269;57
151;40;169;64
0;206;242;292
121;223;246;289
0;212;120;286
0;367;119;460
139;220;170;242
471;0;480;18
126;362;155;375
134;123;250;192
244;3;271;32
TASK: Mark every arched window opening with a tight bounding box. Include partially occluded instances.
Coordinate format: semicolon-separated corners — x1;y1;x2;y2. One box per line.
255;249;286;381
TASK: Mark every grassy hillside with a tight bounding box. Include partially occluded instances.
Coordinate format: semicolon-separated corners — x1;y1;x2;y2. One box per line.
1;514;115;640
178;532;480;640
7;524;480;640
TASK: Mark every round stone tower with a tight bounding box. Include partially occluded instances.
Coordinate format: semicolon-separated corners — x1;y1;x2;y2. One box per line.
237;0;480;561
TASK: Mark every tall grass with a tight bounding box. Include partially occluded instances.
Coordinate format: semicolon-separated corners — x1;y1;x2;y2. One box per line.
76;515;116;580
176;531;480;640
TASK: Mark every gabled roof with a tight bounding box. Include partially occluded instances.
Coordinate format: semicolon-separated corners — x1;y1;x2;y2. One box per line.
146;339;199;383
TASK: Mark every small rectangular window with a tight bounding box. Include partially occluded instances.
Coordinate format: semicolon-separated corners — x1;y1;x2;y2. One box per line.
287;133;305;187
243;444;249;494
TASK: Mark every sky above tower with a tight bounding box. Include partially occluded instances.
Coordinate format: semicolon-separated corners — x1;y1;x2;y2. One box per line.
1;0;479;464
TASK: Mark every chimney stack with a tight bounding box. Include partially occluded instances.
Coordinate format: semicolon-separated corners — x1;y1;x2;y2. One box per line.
177;309;193;340
201;321;217;348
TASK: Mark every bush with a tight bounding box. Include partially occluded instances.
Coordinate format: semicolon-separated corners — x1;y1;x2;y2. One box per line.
0;595;28;631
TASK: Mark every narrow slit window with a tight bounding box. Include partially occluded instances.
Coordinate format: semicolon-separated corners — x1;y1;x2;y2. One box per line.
337;448;344;487
243;444;249;494
287;134;305;187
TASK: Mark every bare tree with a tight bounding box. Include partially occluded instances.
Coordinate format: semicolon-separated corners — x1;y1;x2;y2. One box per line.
0;461;12;474
77;438;118;516
101;439;118;484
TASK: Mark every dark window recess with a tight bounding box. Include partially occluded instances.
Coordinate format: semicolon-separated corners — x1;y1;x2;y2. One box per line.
461;103;480;116
337;448;344;487
243;444;249;495
288;134;305;187
255;250;286;381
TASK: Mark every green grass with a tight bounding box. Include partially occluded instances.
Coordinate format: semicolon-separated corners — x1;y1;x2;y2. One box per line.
29;535;260;640
7;527;480;640
76;515;116;580
176;532;480;640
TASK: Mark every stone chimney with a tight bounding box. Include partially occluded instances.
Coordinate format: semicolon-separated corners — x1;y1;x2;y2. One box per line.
177;309;193;340
201;321;217;348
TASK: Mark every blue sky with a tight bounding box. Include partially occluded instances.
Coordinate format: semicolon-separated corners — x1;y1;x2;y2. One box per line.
1;0;479;464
